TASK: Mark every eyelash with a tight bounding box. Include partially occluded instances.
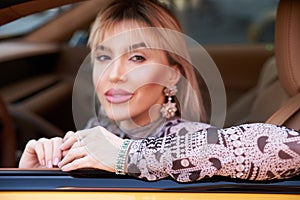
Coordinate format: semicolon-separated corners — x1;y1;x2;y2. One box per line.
96;54;146;63
96;55;111;62
129;55;146;62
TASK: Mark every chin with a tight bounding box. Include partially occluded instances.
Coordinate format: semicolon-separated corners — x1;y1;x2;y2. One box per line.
105;110;131;122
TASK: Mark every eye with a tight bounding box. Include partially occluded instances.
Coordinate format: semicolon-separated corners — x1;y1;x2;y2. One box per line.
96;55;111;62
130;55;145;62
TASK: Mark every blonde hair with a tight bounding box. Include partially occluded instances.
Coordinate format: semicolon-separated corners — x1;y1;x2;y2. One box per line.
88;0;207;123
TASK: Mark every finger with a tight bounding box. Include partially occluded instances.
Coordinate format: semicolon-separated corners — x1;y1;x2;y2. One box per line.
58;146;86;168
60;156;95;171
63;131;75;141
23;139;37;154
51;137;63;166
34;139;46;166
62;149;69;157
39;138;53;168
19;139;38;168
61;141;80;157
61;132;78;151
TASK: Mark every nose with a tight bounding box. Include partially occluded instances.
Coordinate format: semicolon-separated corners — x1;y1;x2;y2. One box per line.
108;57;126;83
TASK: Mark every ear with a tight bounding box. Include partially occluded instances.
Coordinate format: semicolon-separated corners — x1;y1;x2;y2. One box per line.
168;64;181;86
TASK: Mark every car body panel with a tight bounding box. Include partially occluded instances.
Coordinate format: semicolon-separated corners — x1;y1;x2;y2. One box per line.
0;192;299;200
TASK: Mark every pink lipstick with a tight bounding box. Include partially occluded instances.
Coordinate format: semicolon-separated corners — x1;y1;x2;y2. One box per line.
105;89;133;104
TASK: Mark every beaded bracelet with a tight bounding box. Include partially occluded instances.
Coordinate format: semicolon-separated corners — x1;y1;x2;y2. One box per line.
115;139;132;175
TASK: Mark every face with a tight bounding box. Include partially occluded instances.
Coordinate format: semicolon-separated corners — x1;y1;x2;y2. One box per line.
92;21;179;128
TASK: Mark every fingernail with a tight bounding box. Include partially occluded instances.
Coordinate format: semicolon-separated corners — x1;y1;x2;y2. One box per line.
41;159;45;166
47;160;52;168
61;165;67;171
60;144;64;150
53;157;59;166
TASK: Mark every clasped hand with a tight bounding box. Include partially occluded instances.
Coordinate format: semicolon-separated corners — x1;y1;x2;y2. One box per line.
19;126;124;173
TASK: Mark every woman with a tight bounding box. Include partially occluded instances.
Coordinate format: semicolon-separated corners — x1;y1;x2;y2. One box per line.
19;0;300;182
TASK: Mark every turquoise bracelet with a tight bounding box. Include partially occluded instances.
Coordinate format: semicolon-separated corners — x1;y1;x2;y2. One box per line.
115;139;132;175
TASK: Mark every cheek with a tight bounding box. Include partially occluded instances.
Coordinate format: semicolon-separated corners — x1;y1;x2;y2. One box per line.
126;65;172;90
92;64;107;88
137;84;164;97
92;67;107;104
130;84;165;114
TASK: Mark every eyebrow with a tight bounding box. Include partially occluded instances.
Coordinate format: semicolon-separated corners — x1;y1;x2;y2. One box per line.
129;42;147;51
96;45;110;51
96;42;147;52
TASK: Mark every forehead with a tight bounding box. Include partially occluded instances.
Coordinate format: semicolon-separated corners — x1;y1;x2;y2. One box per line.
93;21;187;59
98;21;158;50
103;20;145;39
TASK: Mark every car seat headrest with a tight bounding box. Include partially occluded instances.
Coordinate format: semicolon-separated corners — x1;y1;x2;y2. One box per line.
275;0;300;96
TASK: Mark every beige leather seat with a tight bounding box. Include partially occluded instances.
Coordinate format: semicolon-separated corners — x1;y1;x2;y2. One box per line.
226;0;300;131
266;0;300;131
225;56;290;126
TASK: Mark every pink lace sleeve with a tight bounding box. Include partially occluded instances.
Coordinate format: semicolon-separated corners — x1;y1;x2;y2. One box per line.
126;123;300;182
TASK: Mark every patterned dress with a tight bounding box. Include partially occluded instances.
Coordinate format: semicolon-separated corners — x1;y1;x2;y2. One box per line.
127;119;300;182
87;117;300;182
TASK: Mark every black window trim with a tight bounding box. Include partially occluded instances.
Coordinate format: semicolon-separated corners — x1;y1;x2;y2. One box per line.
0;169;299;193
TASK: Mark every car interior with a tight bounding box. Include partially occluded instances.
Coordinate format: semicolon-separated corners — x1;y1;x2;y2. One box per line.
0;0;299;174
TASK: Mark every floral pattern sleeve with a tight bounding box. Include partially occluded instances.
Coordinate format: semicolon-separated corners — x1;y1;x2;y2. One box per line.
126;122;300;182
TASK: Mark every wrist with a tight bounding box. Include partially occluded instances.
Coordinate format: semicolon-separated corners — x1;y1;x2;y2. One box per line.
115;139;132;175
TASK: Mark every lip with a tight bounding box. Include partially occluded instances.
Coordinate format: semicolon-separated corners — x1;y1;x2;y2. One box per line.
105;88;134;104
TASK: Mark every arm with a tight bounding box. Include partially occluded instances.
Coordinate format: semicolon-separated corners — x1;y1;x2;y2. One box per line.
126;123;300;182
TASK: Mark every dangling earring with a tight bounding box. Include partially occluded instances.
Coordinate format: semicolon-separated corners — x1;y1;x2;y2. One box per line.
160;85;178;119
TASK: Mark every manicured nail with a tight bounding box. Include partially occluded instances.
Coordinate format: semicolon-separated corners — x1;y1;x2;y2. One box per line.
53;157;59;166
41;159;45;166
47;160;52;168
61;165;67;171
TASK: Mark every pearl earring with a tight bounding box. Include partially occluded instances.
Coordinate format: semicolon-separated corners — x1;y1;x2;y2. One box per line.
160;85;178;119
